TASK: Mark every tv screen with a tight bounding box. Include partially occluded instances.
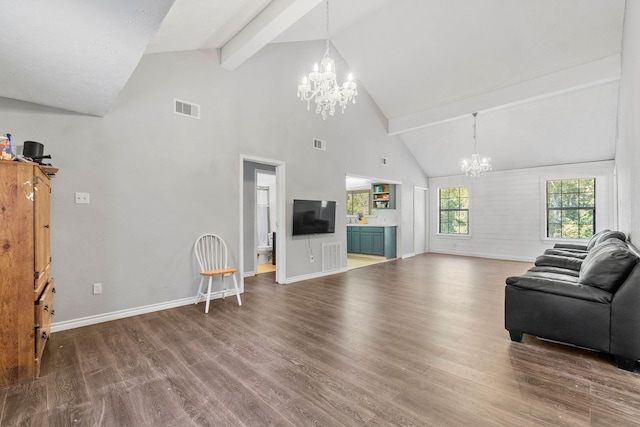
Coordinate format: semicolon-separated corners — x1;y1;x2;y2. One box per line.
292;199;336;236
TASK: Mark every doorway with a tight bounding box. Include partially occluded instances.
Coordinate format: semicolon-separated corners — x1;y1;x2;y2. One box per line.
256;170;276;274
241;156;286;284
345;174;401;267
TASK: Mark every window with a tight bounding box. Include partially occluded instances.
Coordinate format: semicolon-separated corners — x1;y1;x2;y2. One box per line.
439;186;469;234
346;190;371;216
546;178;595;239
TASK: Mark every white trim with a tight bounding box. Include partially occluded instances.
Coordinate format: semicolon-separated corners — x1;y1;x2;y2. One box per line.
283;268;348;284
50;294;237;333
431;249;534;263
402;252;416;259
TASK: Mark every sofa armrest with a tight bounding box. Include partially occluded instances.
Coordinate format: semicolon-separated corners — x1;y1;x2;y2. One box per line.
506;275;612;303
610;263;640;362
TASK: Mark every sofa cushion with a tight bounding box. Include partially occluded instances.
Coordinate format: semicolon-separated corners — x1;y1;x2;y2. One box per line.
528;265;580;278
578;239;638;292
587;230;626;251
506;275;612;303
535;254;583;271
543;248;589;259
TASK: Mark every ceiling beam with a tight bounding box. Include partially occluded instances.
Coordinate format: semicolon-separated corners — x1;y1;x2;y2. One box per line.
388;54;622;136
221;0;323;70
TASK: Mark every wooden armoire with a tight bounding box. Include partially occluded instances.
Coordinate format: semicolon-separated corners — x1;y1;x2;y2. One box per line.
0;160;56;386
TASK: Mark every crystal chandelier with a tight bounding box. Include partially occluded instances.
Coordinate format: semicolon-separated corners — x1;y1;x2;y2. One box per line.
297;0;358;120
461;112;492;177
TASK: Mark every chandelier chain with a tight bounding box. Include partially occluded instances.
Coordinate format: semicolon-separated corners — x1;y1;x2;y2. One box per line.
325;0;329;40
473;112;477;150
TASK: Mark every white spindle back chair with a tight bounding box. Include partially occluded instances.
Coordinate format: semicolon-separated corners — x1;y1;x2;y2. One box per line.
194;234;242;313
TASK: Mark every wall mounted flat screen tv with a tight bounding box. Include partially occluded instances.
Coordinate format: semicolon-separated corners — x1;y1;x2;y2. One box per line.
292;199;336;236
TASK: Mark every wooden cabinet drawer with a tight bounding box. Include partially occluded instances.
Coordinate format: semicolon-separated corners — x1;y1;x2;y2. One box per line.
34;279;55;375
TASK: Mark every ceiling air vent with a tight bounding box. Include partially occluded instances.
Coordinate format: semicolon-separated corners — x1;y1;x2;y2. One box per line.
313;138;326;151
381;157;389;166
174;99;200;119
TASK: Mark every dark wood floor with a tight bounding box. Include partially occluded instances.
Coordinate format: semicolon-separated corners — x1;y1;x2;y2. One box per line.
2;254;640;426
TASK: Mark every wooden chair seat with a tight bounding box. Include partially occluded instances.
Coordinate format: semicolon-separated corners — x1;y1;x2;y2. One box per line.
200;268;237;276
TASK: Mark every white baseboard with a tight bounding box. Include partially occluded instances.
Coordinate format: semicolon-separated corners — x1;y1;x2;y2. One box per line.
284;267;348;284
51;291;241;333
431;249;534;263
402;252;416;259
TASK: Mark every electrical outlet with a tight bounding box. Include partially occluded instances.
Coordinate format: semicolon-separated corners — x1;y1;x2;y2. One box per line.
309;255;315;263
93;282;102;295
75;192;90;204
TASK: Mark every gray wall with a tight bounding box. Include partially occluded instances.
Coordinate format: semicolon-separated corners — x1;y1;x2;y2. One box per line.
0;41;427;324
616;2;640;243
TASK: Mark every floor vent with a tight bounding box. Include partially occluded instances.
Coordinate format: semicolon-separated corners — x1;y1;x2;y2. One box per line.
313;138;326;151
322;242;342;272
174;99;201;119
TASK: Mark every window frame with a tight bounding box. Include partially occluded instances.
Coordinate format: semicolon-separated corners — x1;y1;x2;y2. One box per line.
437;186;470;236
544;177;596;240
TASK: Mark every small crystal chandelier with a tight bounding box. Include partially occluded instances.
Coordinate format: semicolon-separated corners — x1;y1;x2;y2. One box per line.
297;0;358;120
461;112;492;177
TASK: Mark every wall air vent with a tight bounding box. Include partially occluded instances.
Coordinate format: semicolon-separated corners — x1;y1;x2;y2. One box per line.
381;157;389;166
322;243;342;272
313;138;326;151
174;99;201;119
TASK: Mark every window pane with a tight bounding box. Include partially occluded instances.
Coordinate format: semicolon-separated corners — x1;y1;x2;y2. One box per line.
548;210;562;225
548;194;561;208
548;223;562;238
547;180;561;194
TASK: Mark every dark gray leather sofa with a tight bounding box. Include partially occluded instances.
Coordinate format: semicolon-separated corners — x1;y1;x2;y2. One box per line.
505;230;640;371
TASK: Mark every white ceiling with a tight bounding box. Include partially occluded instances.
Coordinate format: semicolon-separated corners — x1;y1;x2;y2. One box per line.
0;0;627;176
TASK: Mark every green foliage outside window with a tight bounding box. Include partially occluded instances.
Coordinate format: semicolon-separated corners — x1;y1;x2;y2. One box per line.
346;190;371;216
439;187;469;234
547;178;595;239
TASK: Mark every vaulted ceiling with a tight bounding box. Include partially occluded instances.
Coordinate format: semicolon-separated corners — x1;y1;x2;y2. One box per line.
0;0;627;177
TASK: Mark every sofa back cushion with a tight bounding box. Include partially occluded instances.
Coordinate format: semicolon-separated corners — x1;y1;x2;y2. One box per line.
587;230;627;251
579;238;638;292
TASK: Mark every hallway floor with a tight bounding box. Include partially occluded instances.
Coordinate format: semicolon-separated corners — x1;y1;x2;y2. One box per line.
347;253;388;270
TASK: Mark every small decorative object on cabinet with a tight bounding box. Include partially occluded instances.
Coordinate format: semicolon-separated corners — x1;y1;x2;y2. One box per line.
0;160;56;386
372;183;396;209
